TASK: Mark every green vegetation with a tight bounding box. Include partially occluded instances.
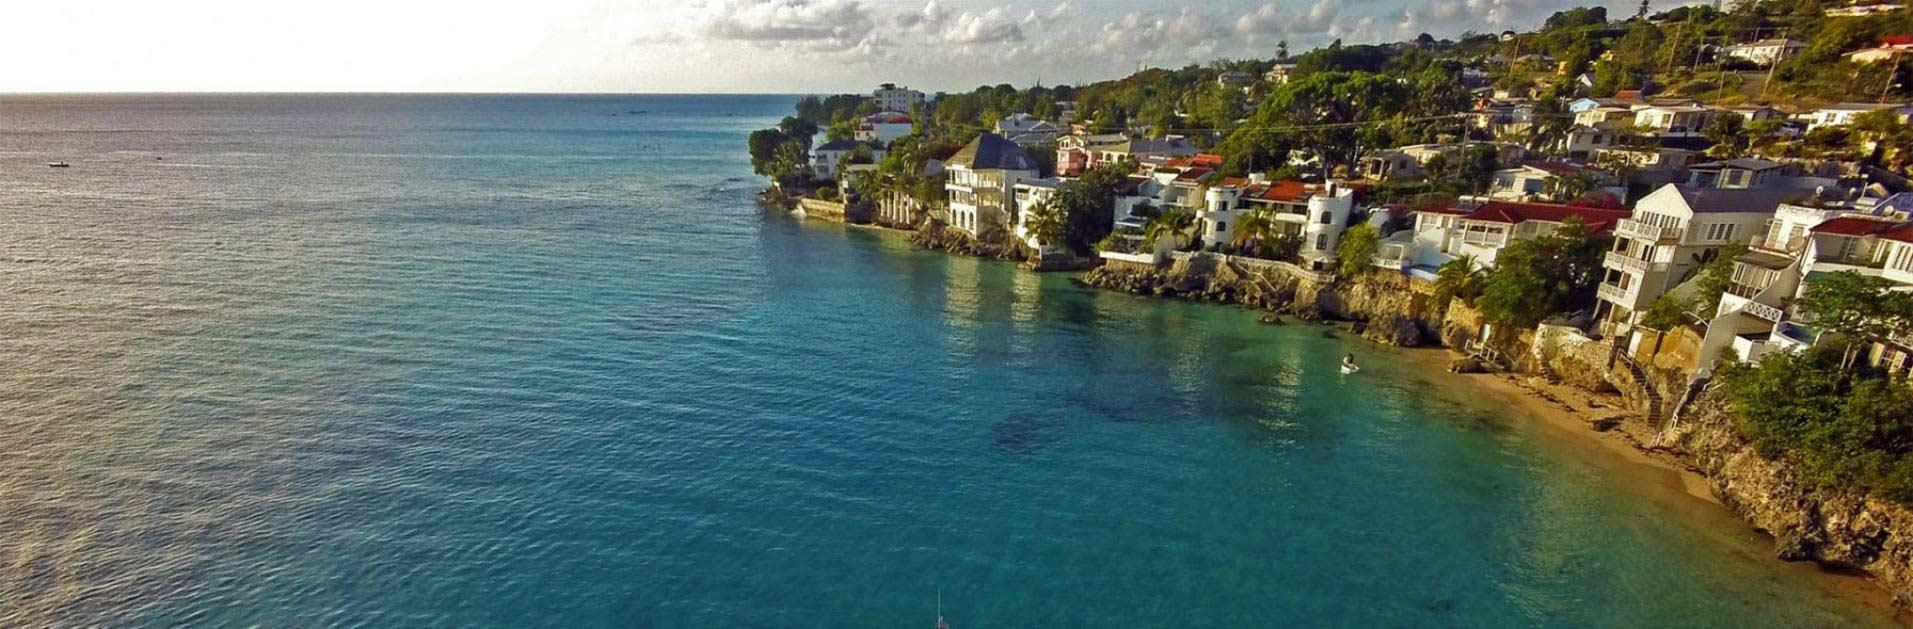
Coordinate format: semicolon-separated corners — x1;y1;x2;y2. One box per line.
1022;200;1066;251
1048;162;1131;255
747;117;819;187
1474;218;1608;328
1719;343;1913;504
1334;224;1381;276
1796;270;1913;368
1432;256;1487;307
1143;208;1196;250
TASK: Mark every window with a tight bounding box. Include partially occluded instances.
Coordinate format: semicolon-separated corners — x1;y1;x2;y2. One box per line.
1217;221;1227;233
1315;234;1328;250
1319;210;1333;224
1704;223;1739;241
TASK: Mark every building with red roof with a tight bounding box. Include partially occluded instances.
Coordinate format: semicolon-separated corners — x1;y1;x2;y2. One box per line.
1405;199;1629;269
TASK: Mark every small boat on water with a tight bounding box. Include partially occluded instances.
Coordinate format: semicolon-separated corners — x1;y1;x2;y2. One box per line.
47;161;70;168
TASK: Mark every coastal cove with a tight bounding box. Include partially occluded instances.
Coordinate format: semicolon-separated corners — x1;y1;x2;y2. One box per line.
0;93;1901;626
810;217;1907;625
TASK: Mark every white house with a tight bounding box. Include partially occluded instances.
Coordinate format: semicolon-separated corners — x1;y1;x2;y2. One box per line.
1383;200;1629;271
1595;184;1801;330
1827;3;1906;16
1488;162;1609;202
944;133;1039;239
1632;104;1718;136
1724;39;1805;66
810;139;885;181
873;84;925;113
855;112;914;144
1845;36;1913;63
1804;102;1913;130
1685;158;1786;189
1012;178;1066;254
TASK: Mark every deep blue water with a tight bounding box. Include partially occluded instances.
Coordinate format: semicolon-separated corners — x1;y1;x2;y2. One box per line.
0;94;1894;626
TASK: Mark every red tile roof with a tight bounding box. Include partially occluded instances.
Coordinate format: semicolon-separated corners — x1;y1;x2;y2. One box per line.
1249;180;1313;202
1455;201;1631;231
1216;176;1249;187
1884;35;1913;47
1811;216;1904;237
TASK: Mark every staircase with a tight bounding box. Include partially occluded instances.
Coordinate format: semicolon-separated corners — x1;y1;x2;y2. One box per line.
1651;377;1711;447
1611;343;1663;428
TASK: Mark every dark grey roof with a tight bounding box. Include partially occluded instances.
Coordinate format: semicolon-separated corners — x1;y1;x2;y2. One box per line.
816;139;879;152
1671;185;1804;214
948;133;1038;171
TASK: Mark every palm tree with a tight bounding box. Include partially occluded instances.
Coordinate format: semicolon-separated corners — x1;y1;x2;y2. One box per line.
1230;209;1279;257
1023;200;1067;251
1433;255;1487;306
1144;207;1196;250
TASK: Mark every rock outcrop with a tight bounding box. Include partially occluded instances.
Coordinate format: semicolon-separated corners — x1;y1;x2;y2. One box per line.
908;223;1026;262
1665;391;1913;607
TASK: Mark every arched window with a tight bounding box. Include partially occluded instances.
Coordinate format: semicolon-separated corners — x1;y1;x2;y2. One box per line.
1217;221;1227;233
1318;210;1333;224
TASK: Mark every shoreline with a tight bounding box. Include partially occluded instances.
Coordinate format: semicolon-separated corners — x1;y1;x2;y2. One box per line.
1388;344;1912;624
797;212;1912;623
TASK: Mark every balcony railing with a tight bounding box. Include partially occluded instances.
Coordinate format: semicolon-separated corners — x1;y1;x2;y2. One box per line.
1741;300;1785;322
1597;282;1633;303
1604;250;1660;273
1615;219;1683;243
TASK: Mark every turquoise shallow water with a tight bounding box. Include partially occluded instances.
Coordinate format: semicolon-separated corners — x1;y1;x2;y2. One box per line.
0;94;1893;626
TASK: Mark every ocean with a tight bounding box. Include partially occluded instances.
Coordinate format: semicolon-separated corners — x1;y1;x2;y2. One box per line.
0;93;1892;626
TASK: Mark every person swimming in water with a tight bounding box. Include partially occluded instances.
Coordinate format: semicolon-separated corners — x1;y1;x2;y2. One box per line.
1342;353;1359;373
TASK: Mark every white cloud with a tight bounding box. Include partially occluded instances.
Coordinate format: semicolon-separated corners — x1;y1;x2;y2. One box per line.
699;0;879;52
947;8;1025;44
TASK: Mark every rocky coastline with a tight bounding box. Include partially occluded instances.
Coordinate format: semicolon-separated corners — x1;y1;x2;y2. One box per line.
1075;252;1913;611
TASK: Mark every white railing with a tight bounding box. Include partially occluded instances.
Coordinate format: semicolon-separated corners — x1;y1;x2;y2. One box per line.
1604;250;1653;273
1597;282;1633;303
1616;219;1682;243
1741;300;1785;322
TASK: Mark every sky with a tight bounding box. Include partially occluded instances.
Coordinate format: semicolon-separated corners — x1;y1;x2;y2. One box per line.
1;0;1648;94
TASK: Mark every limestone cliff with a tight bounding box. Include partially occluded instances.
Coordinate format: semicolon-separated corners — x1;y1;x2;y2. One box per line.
1666;391;1913;607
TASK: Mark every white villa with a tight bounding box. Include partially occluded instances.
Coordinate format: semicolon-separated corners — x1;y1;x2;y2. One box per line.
1803;103;1913;130
855;112;914;144
1595;185;1801;330
810;139;884;181
944;133;1039;239
994;114;1063;147
1379;200;1629;271
1012;178;1066;254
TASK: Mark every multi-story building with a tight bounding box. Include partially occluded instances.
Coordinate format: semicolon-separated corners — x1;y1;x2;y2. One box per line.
1595;185;1799;329
1012;178;1065;254
810;139;884;181
1385;200;1628;271
872;84;925;113
944;133;1039;239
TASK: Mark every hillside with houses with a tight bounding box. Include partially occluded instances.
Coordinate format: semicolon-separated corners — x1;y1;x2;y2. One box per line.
748;1;1913;566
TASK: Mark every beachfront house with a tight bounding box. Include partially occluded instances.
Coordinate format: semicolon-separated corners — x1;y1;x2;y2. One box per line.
944;133;1039;239
1595;185;1799;330
811;139;885;181
1382;200;1629;271
1012;178;1066;254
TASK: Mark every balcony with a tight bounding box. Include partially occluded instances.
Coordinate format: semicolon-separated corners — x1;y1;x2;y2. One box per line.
1603;250;1661;273
1597;282;1634;303
1615;219;1683;243
1740;300;1785;322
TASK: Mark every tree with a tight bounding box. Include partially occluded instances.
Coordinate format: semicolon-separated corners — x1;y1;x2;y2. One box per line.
1336;223;1381;275
1051;161;1130;255
1432;255;1486;306
1475;217;1608;327
1144;207;1196;250
1023;200;1067;251
1796;271;1913;369
1640;294;1692;330
1693;242;1745;314
1704;113;1751;158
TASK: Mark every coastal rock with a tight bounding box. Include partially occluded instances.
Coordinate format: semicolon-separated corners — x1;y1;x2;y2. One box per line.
1448;356;1487;374
1361;313;1424;347
908;223;1025;262
1667;391;1913;607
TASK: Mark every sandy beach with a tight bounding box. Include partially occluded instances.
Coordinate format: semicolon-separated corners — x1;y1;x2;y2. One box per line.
1392;344;1913;624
